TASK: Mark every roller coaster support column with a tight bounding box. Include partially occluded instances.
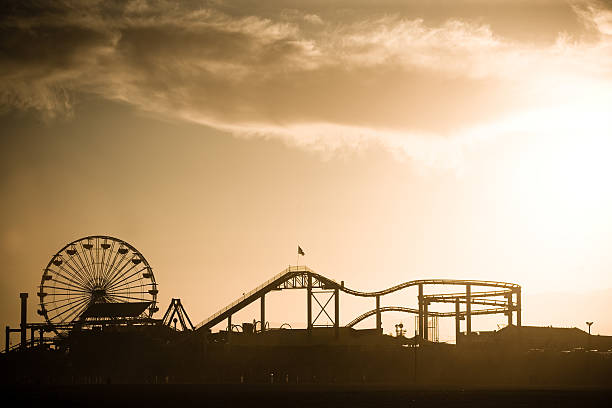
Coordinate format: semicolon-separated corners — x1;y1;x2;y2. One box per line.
334;288;339;339
516;288;521;327
418;284;424;340
465;285;472;335
423;301;429;341
506;292;513;326
260;294;266;332
227;315;232;343
20;293;27;351
375;295;381;332
307;273;312;334
455;298;461;345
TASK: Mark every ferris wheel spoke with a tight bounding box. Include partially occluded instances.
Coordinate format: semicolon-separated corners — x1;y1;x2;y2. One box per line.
70;249;95;286
42;291;90;297
49;273;91;291
105;261;141;289
88;239;100;285
41;285;90;294
100;240;120;283
93;237;100;282
49;277;93;293
41;294;88;307
62;254;93;289
54;298;91;323
98;238;111;284
107;286;146;297
104;254;134;288
100;241;122;283
60;298;92;323
107;278;148;295
106;266;148;291
57;262;90;290
75;242;96;283
48;268;89;291
44;295;89;314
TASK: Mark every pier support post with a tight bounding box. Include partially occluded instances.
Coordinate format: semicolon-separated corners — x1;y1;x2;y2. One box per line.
506;292;513;326
455;298;461;345
465;285;471;335
516;288;522;327
375;295;381;331
418;284;424;340
307;274;312;334
423;301;429;341
227;315;232;343
260;294;266;332
334;288;339;339
20;293;27;351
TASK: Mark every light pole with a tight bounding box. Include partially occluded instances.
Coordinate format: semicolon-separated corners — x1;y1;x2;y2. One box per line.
586;321;593;335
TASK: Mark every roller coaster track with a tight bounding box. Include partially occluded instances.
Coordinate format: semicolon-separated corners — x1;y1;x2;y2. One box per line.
195;266;520;331
345;306;508;328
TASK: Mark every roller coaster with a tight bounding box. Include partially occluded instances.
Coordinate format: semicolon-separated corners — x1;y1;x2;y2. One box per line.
194;265;521;343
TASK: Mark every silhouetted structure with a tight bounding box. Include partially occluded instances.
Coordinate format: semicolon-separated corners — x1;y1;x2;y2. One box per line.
2;236;611;388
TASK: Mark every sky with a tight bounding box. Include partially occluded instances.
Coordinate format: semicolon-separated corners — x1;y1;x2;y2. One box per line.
2;0;612;342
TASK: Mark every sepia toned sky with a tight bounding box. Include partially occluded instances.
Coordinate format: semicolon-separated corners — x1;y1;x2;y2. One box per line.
2;0;612;340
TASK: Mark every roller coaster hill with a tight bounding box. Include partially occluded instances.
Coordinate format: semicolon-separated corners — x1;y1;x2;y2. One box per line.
2;236;612;386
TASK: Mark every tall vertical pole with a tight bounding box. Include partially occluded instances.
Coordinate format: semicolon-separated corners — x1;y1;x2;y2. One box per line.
506;292;513;326
423;301;429;341
375;295;381;332
516;288;522;327
307;273;312;334
20;293;27;351
455;298;461;345
334;288;339;339
260;294;266;332
418;284;424;340
465;285;471;335
227;314;232;343
5;326;9;353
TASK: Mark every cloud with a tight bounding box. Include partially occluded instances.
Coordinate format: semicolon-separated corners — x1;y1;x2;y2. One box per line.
1;0;612;166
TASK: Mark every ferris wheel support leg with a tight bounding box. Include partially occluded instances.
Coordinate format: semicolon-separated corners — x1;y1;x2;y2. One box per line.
20;293;28;351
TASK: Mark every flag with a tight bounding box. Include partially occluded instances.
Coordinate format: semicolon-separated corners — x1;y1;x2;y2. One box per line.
298;246;305;256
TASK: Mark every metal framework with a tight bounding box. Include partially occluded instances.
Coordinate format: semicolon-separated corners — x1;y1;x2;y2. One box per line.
162;298;194;331
194;266;521;344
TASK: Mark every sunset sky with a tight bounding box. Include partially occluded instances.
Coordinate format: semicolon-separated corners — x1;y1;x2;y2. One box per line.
2;0;612;341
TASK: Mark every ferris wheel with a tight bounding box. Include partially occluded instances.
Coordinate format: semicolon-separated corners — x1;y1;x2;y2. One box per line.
37;235;158;334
